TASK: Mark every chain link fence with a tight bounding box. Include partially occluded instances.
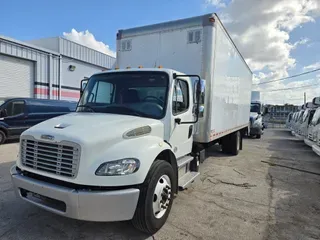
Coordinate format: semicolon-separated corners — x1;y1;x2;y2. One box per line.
263;117;287;129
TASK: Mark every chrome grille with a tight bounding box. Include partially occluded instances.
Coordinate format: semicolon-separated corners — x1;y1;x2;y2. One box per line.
20;138;80;178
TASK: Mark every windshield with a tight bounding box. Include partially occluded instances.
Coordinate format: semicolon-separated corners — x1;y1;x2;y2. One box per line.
250;103;261;113
0;98;6;107
77;71;169;119
302;109;309;123
311;108;320;125
297;110;304;122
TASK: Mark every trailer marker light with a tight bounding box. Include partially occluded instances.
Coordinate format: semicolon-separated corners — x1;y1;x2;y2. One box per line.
209;17;215;23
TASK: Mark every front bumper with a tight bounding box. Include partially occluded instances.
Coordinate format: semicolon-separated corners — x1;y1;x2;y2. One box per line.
10;165;140;222
304;138;315;147
312;145;320;157
250;127;263;135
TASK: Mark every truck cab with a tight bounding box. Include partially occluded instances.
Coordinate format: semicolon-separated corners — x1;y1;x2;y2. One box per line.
11;68;205;234
292;109;305;135
286;112;293;129
304;97;320;148
295;104;316;141
249;101;265;139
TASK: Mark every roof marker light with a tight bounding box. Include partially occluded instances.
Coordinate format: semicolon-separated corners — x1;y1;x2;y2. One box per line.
158;65;163;68
126;66;131;69
209;17;215;23
138;66;143;68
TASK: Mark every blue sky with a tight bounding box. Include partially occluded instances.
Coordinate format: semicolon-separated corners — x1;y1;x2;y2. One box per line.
0;0;319;104
0;0;214;49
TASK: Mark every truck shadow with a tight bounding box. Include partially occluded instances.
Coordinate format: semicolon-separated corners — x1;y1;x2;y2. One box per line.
263;134;320;239
0;161;151;240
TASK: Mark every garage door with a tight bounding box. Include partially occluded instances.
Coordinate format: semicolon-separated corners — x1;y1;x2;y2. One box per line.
0;54;34;98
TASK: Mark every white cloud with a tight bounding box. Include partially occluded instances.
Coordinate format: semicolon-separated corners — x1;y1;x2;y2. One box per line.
293;38;310;48
304;62;320;70
63;29;116;58
207;0;320;104
205;0;226;8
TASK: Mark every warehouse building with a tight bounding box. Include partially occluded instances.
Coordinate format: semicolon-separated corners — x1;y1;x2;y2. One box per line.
0;35;116;102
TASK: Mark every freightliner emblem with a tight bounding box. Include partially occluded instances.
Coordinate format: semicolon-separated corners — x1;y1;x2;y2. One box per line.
41;134;55;141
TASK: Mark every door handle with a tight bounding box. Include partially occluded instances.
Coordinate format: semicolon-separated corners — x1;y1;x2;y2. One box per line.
175;118;181;124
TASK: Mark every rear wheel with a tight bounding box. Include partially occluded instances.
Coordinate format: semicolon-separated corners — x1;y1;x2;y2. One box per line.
221;135;231;154
132;160;175;234
230;131;240;155
0;130;6;144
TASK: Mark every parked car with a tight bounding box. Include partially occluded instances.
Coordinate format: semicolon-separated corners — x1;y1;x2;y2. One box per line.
0;97;76;144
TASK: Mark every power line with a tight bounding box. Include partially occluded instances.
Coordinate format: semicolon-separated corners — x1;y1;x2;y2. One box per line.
254;68;320;85
260;83;319;92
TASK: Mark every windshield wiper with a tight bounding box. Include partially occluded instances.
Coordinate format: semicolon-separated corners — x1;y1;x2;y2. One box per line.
77;105;95;112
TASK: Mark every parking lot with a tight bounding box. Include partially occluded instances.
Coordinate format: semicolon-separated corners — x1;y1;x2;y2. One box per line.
1;129;320;240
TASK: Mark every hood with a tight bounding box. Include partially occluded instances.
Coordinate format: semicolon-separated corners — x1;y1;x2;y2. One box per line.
23;112;163;145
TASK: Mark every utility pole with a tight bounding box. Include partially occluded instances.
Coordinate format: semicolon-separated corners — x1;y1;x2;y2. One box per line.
304;92;306;105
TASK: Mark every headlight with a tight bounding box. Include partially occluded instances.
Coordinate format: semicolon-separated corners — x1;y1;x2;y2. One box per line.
95;158;140;176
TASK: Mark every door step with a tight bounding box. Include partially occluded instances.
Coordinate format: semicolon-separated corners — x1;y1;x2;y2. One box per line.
177;155;194;168
178;171;200;189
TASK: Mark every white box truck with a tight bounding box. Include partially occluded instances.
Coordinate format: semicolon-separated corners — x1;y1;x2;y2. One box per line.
295;101;318;141
305;97;320;147
10;13;252;234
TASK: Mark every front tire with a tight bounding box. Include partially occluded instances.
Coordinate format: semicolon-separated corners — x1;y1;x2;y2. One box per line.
132;160;175;234
256;134;261;139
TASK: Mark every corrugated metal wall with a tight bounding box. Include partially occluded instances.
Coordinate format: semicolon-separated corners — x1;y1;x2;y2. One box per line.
59;38;115;69
0;37;60;100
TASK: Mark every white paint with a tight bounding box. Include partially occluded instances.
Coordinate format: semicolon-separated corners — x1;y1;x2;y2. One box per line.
18;112;168;186
117;14;252;142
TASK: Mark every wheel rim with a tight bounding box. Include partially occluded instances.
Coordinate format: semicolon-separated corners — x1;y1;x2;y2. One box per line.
152;174;172;219
236;132;240;151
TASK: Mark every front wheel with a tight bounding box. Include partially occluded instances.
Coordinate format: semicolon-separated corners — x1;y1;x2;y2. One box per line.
132;160;175;234
256;134;261;139
0;130;6;144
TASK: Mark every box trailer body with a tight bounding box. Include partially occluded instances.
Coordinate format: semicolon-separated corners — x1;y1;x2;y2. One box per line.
10;13;253;234
116;13;252;144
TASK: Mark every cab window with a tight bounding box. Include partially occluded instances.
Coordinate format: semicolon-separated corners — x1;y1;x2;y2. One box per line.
172;79;189;115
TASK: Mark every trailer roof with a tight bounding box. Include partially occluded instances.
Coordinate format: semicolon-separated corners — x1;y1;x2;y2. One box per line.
117;13;252;75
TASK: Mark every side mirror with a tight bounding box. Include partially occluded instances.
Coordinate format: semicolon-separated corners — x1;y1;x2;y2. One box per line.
80;78;88;97
0;109;7;118
263;107;269;115
196;80;201;103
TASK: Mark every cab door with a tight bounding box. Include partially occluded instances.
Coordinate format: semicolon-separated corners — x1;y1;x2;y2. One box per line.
169;78;194;158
